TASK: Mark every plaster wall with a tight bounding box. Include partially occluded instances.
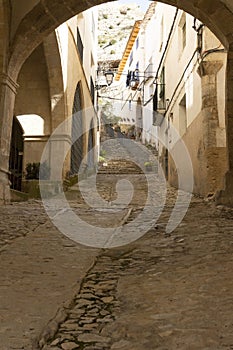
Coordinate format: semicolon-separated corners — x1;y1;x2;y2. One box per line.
14;44;51;136
14;9;98;179
77;9;98;89
167;110;227;195
56;13;98;174
153;4;227;196
23;137;48;170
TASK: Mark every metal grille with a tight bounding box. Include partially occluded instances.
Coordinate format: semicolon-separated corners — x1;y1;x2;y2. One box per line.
71;84;83;175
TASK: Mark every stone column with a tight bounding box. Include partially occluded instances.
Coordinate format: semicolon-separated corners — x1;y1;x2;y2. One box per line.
197;60;224;196
217;48;233;205
0;74;18;204
48;134;72;181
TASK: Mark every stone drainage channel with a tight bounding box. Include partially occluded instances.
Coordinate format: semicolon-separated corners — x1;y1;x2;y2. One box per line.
37;250;131;350
36;186;174;350
36;204;163;350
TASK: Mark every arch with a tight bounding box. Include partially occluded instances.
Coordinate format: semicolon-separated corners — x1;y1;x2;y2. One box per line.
9;116;24;191
3;0;233;204
43;30;66;130
70;82;84;175
0;0;10;74
14;43;51;135
7;0;233;82
87;119;95;170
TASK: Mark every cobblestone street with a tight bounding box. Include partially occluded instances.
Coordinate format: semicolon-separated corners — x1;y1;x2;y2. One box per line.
1;166;233;349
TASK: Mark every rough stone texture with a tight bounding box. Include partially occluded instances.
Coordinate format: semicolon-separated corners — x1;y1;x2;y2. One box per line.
1;156;233;348
0;200;99;350
34;160;233;350
168;59;228;197
97;2;144;61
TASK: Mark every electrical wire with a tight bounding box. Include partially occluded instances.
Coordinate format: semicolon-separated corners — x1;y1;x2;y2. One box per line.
165;47;226;116
98;95;140;102
98;9;227;112
165;48;199;115
201;47;225;60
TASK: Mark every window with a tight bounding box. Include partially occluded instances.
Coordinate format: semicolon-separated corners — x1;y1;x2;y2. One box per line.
129;100;132;111
179;94;187;136
90;53;95;68
136;37;139;49
160;17;164;52
179;13;186;53
92;13;95;38
182;21;186;49
90;77;95;105
158;67;165;109
129;51;133;67
77;27;84;63
71;83;83;174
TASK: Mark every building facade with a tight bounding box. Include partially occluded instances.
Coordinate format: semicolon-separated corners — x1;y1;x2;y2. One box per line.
153;4;227;196
0;0;233;204
11;8;98;193
116;2;227;197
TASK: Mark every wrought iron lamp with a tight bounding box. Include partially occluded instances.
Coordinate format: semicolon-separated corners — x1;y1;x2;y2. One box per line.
104;70;114;86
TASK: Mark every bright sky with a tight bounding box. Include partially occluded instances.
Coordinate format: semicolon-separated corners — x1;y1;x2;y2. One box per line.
118;0;150;12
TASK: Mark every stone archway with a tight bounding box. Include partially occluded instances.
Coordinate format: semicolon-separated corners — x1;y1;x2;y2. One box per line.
71;82;84;175
87;120;95;171
1;0;233;203
7;1;233;80
0;0;10;74
43;31;66;132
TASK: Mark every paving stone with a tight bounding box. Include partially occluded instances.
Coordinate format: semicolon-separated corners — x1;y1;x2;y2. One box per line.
101;296;114;303
77;333;111;343
60;323;80;331
3;156;233;350
61;342;79;350
110;340;132;349
50;339;62;346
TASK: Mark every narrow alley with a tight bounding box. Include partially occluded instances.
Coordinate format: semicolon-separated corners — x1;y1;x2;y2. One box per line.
1;1;233;350
1;153;233;350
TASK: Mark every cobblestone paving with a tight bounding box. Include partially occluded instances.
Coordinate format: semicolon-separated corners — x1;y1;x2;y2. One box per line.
0;202;99;350
0;200;47;251
1;164;233;349
38;177;233;350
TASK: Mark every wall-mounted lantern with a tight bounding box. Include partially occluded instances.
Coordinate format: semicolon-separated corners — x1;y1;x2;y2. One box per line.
104;70;114;86
96;69;114;90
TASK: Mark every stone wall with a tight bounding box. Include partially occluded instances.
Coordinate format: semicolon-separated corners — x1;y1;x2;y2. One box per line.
168;110;227;196
14;44;51;135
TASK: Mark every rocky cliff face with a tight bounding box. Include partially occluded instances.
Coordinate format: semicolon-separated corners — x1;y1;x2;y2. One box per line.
97;2;144;62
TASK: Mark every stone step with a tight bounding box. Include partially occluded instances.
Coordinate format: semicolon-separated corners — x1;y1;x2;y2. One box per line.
98;160;143;174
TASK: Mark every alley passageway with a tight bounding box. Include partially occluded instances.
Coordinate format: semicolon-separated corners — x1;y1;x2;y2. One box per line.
1;150;233;350
1;1;233;349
